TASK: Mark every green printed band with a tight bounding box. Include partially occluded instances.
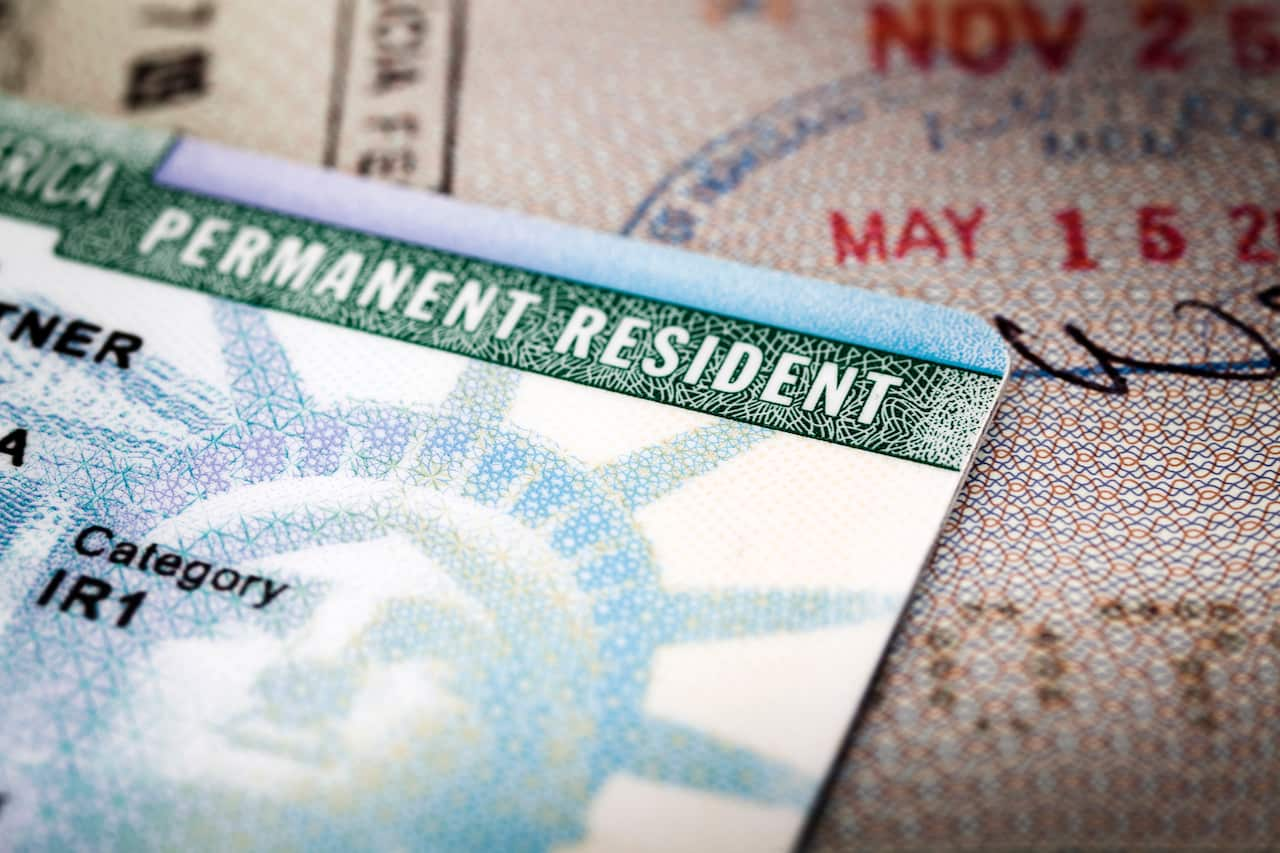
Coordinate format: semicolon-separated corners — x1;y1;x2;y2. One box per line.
0;113;998;470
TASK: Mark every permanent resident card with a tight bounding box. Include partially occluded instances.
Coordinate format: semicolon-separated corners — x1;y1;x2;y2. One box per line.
0;96;1007;852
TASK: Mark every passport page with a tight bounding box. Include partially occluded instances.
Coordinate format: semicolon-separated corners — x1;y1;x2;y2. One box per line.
0;96;1007;852
5;1;1278;848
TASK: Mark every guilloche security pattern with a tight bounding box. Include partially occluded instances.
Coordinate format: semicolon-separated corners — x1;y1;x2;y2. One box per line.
0;95;1005;850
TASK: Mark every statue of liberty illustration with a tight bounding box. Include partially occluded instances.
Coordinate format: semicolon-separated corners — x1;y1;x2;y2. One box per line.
0;296;891;850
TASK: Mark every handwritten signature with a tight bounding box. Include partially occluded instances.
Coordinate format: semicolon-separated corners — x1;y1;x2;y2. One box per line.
995;284;1280;393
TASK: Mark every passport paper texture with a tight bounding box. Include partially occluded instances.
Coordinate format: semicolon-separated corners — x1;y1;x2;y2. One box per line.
0;97;1006;851
10;0;457;190
4;0;1280;848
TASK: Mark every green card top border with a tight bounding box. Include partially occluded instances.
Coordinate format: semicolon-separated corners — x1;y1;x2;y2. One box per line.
0;95;1005;470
